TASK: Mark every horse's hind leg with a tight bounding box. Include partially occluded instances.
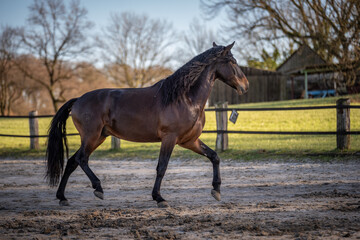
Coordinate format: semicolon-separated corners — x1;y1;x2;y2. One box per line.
180;139;221;201
76;135;107;200
56;150;79;206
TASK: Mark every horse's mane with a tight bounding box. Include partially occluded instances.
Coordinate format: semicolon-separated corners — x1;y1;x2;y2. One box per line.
160;46;223;106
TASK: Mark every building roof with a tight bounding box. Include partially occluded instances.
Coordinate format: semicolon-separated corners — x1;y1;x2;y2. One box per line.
276;45;326;75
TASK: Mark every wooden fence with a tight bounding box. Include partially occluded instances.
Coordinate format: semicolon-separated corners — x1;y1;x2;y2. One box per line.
0;98;359;151
205;98;359;151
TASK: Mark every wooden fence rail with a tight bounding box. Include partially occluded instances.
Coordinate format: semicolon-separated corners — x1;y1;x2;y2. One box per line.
0;98;359;151
204;98;360;151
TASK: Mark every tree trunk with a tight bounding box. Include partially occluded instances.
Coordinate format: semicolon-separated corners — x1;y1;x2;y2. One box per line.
48;88;59;113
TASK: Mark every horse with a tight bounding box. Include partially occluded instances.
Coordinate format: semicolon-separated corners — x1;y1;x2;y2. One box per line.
46;42;249;208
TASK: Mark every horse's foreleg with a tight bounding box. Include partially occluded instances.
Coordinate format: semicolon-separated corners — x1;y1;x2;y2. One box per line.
56;150;79;206
152;136;176;208
180;139;221;201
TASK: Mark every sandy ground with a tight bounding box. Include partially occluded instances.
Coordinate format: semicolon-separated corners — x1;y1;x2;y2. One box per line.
0;157;359;239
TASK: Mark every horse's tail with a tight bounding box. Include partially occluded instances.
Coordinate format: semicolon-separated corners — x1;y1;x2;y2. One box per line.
46;98;78;187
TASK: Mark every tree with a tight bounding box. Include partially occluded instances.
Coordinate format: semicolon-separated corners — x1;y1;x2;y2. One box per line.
98;12;175;88
14;54;61;114
246;48;280;70
0;26;20;116
246;43;295;70
202;0;360;85
17;0;93;112
177;18;217;64
73;62;115;95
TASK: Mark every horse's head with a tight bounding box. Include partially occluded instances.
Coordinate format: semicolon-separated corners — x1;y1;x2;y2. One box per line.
213;42;249;95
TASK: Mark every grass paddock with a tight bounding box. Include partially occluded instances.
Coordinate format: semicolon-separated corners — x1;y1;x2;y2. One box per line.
1;94;359;160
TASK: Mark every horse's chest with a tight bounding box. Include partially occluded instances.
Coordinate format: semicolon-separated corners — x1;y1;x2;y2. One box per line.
159;105;205;141
177;112;205;144
180;108;204;129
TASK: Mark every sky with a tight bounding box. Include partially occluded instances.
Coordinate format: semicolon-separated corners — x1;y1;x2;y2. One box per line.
0;0;230;67
0;0;225;36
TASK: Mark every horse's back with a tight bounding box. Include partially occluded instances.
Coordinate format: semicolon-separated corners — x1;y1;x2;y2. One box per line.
71;88;113;121
72;86;160;116
71;87;162;142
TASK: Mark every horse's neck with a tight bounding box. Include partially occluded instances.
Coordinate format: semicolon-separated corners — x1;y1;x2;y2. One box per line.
188;67;215;109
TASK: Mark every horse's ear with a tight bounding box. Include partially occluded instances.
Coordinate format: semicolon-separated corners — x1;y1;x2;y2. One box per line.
223;41;235;55
213;42;218;47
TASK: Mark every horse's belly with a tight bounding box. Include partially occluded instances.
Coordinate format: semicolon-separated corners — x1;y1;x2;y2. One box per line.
105;120;161;143
115;131;161;143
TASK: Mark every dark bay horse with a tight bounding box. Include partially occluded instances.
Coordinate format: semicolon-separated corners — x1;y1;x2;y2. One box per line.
46;42;249;208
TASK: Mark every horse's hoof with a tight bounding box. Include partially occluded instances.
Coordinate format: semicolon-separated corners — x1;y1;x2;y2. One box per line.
157;201;170;208
211;189;221;201
59;200;70;206
94;190;104;200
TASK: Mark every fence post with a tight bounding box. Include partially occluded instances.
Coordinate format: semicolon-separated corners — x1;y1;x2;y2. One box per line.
215;102;228;151
336;98;350;150
29;110;39;150
111;136;120;149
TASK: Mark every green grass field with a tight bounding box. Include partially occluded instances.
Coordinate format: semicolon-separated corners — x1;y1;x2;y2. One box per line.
1;94;359;160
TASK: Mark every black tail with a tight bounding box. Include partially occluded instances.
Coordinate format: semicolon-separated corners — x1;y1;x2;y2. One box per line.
46;98;78;187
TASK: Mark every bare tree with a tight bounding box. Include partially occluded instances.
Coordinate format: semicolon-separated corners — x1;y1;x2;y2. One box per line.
177;18;217;64
17;0;93;112
202;0;360;85
0;26;21;116
72;62;115;95
98;12;175;88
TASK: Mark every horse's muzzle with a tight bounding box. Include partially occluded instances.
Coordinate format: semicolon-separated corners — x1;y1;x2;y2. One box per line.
236;78;249;95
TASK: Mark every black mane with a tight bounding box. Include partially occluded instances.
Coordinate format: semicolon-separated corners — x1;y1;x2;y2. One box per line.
160;46;223;106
